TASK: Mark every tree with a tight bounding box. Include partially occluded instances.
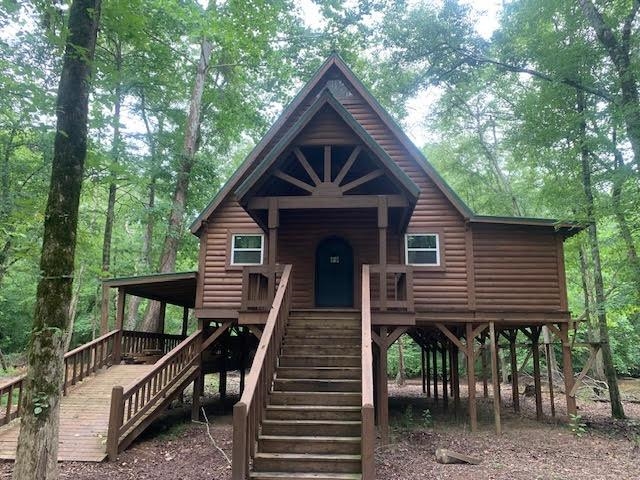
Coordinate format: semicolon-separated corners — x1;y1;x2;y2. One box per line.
12;1;101;478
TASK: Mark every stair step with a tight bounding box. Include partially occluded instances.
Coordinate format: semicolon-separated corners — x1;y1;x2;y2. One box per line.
265;405;361;421
276;367;361;380
280;355;360;368
262;420;361;437
284;336;360;346
253;453;361;474
259;435;361;454
269;391;361;406
251;472;362;480
281;345;357;356
286;320;360;329
274;378;361;392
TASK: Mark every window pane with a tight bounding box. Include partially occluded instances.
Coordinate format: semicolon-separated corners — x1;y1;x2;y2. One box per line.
233;250;261;264
408;250;437;265
234;235;262;249
407;234;437;249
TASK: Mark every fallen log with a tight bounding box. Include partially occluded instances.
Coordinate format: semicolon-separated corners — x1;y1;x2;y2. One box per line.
435;448;481;465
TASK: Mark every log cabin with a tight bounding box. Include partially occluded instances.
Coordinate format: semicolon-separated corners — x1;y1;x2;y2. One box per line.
34;54;580;476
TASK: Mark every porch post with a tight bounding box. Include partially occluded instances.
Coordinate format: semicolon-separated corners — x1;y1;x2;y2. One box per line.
268;197;279;266
466;323;478;432
489;321;502;434
441;342;448;409
159;302;167;353
375;327;389;444
377;196;388;266
181;306;189;337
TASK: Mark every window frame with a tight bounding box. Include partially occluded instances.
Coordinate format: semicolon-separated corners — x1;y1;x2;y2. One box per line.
228;232;265;267
404;231;445;270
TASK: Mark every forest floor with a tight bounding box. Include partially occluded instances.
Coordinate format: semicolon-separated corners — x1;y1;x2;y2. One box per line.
0;376;639;479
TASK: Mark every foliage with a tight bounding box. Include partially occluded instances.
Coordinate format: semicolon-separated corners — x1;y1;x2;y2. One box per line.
568;413;588;437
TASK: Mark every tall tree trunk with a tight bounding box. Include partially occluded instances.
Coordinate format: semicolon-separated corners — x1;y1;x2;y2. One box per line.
12;1;100;479
126;98;159;330
101;39;123;275
579;0;640;173
577;89;625;419
141;38;214;332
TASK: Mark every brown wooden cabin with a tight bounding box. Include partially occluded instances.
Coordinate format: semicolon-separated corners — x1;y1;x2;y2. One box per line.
100;55;581;479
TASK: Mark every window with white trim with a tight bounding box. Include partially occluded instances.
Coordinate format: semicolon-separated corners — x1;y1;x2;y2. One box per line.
405;233;440;266
231;234;264;265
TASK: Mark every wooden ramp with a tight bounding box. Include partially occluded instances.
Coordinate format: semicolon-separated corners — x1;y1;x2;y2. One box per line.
0;364;153;462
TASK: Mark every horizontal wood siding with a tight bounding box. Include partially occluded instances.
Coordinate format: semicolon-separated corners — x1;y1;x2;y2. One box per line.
278;209;382;308
201;199;261;310
473;229;562;310
294;105;359;145
341;97;469;310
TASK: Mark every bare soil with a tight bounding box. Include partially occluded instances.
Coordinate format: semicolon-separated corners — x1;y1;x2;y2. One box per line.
1;378;639;480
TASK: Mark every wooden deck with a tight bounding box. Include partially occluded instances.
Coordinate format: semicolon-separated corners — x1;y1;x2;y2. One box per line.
0;364;153;462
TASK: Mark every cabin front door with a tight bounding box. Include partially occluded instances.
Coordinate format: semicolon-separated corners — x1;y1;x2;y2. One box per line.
315;237;354;307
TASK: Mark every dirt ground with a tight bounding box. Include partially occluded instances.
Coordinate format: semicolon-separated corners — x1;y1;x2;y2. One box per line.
1;378;639;480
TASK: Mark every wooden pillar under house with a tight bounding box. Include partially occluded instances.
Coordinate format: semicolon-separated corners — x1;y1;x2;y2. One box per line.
480;335;489;398
489;321;502;434
426;345;431;397
527;327;544;421
542;326;556;418
432;344;439;402
375;327;389;444
495;335;502;404
465;323;478;432
452;343;461;413
158;302;167;352
441;342;448;409
507;330;520;413
421;347;427;394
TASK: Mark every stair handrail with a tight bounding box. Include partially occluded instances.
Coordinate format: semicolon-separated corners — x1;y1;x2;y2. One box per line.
232;264;293;480
106;329;202;460
361;265;375;479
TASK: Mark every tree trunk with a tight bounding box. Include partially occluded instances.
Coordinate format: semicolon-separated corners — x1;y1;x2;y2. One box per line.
579;0;640;173
141;38;213;332
577;89;625;419
101;39;123;275
125;95;159;329
12;1;100;479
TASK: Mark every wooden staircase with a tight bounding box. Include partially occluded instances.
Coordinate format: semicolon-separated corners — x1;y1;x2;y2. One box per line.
250;311;363;480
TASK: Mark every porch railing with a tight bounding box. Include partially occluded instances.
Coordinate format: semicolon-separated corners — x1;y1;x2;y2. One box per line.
106;330;202;460
232;264;293;480
240;264;284;311
121;330;185;357
0;376;24;427
360;265;375;479
370;264;414;312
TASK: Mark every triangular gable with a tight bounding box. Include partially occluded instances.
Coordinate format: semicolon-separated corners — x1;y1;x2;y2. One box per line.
190;54;472;235
234;89;420;203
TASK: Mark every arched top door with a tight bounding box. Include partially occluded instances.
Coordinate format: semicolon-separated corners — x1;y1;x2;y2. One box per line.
315;236;354;308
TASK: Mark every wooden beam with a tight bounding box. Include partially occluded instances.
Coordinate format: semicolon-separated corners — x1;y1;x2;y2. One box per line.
201;320;234;351
560;323;577;415
441;342;448;409
294;147;321;186
247;325;263;340
435;323;465;351
340;169;384;193
489;321;502;434
248;194;409;210
386;327;408;348
530;329;543;420
466;323;477;432
334;145;361;185
376;327;389;444
274;169;315;193
508;330;520;413
181;307;189;337
421;347;426;394
324;146;331;183
426;345;431;397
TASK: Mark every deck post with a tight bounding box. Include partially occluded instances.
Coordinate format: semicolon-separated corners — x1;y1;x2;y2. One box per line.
181;307;189;337
508;330;520;413
480;335;488;398
542;326;556;417
466;323;477;432
191;371;204;421
530;327;543;420
489;321;502;434
158;301;167;352
107;385;124;461
452;344;460;413
375;327;389;444
425;345;431;397
113;288;125;363
441;342;448;409
421;347;426;393
560;323;577;416
432;344;438;402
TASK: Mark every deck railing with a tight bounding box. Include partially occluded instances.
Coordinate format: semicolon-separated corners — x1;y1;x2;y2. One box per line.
240;264;284;311
370;264;414;312
361;265;375;479
121;330;185;357
106;330;202;460
64;330;119;394
232;264;293;480
0;376;24;427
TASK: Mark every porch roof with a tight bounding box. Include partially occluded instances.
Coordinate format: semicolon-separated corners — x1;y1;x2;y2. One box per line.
103;271;197;308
